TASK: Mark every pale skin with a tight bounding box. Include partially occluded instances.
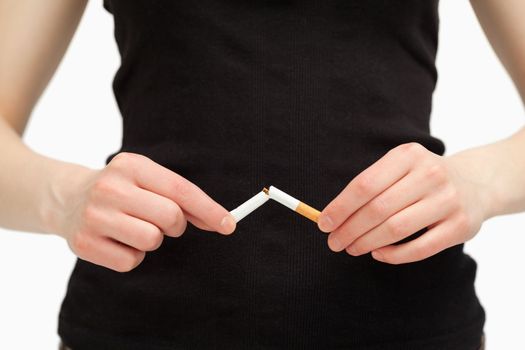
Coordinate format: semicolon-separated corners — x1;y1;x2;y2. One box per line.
318;0;525;264
0;0;236;273
0;0;524;272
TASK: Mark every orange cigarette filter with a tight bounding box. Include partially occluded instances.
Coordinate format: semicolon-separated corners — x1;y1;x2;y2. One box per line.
263;186;321;223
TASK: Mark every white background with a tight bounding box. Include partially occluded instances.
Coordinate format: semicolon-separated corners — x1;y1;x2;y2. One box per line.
1;1;524;348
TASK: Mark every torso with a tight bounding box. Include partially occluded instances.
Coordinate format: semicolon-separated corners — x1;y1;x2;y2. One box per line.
58;1;485;348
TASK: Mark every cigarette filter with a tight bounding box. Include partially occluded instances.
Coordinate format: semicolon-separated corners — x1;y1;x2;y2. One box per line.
230;190;270;222
264;186;321;223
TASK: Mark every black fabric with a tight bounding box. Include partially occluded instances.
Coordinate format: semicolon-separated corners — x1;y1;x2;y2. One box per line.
58;1;485;349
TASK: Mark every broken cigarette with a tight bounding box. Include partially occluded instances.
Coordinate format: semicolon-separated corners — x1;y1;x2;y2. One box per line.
230;190;270;222
264;186;321;223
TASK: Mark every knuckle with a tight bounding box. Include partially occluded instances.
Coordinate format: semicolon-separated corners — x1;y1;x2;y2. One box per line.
70;232;89;255
164;201;182;227
335;226;357;245
115;151;142;163
324;201;346;221
442;186;460;207
425;163;447;184
172;178;191;204
131;251;146;269
398;142;426;159
142;227;164;251
176;218;188;236
386;217;406;240
354;175;374;196
455;212;472;232
171;212;188;237
113;152;131;161
323;201;347;223
114;264;131;273
348;242;364;255
109;152;147;175
110;152;134;170
92;178;128;202
130;251;146;270
115;252;145;273
386;146;399;156
113;261;130;273
369;196;388;219
92;177;117;197
81;204;99;224
414;240;438;261
406;142;425;154
383;256;401;265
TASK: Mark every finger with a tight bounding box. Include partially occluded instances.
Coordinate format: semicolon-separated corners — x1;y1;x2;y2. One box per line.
116;186;188;238
370;214;465;265
327;166;437;252
318;143;425;233
184;210;214;231
73;233;145;273
345;188;456;255
119;153;236;235
87;208;165;252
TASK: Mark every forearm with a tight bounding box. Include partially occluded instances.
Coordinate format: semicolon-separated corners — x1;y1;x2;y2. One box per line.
0;0;90;235
448;125;525;219
470;0;525;108
0;116;93;234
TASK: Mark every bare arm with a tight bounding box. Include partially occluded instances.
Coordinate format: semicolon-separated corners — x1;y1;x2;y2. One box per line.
462;0;525;217
316;0;525;264
0;0;89;232
470;0;525;105
0;0;236;272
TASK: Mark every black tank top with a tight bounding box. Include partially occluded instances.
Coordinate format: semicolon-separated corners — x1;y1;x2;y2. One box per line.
58;1;485;349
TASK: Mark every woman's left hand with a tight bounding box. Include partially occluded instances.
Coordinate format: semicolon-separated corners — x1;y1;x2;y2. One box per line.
317;142;495;264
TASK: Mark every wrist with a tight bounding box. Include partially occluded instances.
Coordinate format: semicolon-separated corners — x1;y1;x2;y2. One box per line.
39;157;96;237
447;145;502;221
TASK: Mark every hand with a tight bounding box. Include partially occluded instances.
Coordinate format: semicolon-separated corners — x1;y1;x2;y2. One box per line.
55;152;237;272
317;142;494;264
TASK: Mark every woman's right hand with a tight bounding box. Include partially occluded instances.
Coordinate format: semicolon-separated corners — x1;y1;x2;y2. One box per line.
55;152;237;272
0;1;238;273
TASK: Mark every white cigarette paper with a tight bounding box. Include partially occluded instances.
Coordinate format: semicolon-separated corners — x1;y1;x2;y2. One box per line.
266;186;300;210
230;190;270;222
266;185;321;223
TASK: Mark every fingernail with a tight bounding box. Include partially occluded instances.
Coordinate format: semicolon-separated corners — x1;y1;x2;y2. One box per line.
318;215;334;232
372;250;384;262
220;214;236;235
328;235;343;252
